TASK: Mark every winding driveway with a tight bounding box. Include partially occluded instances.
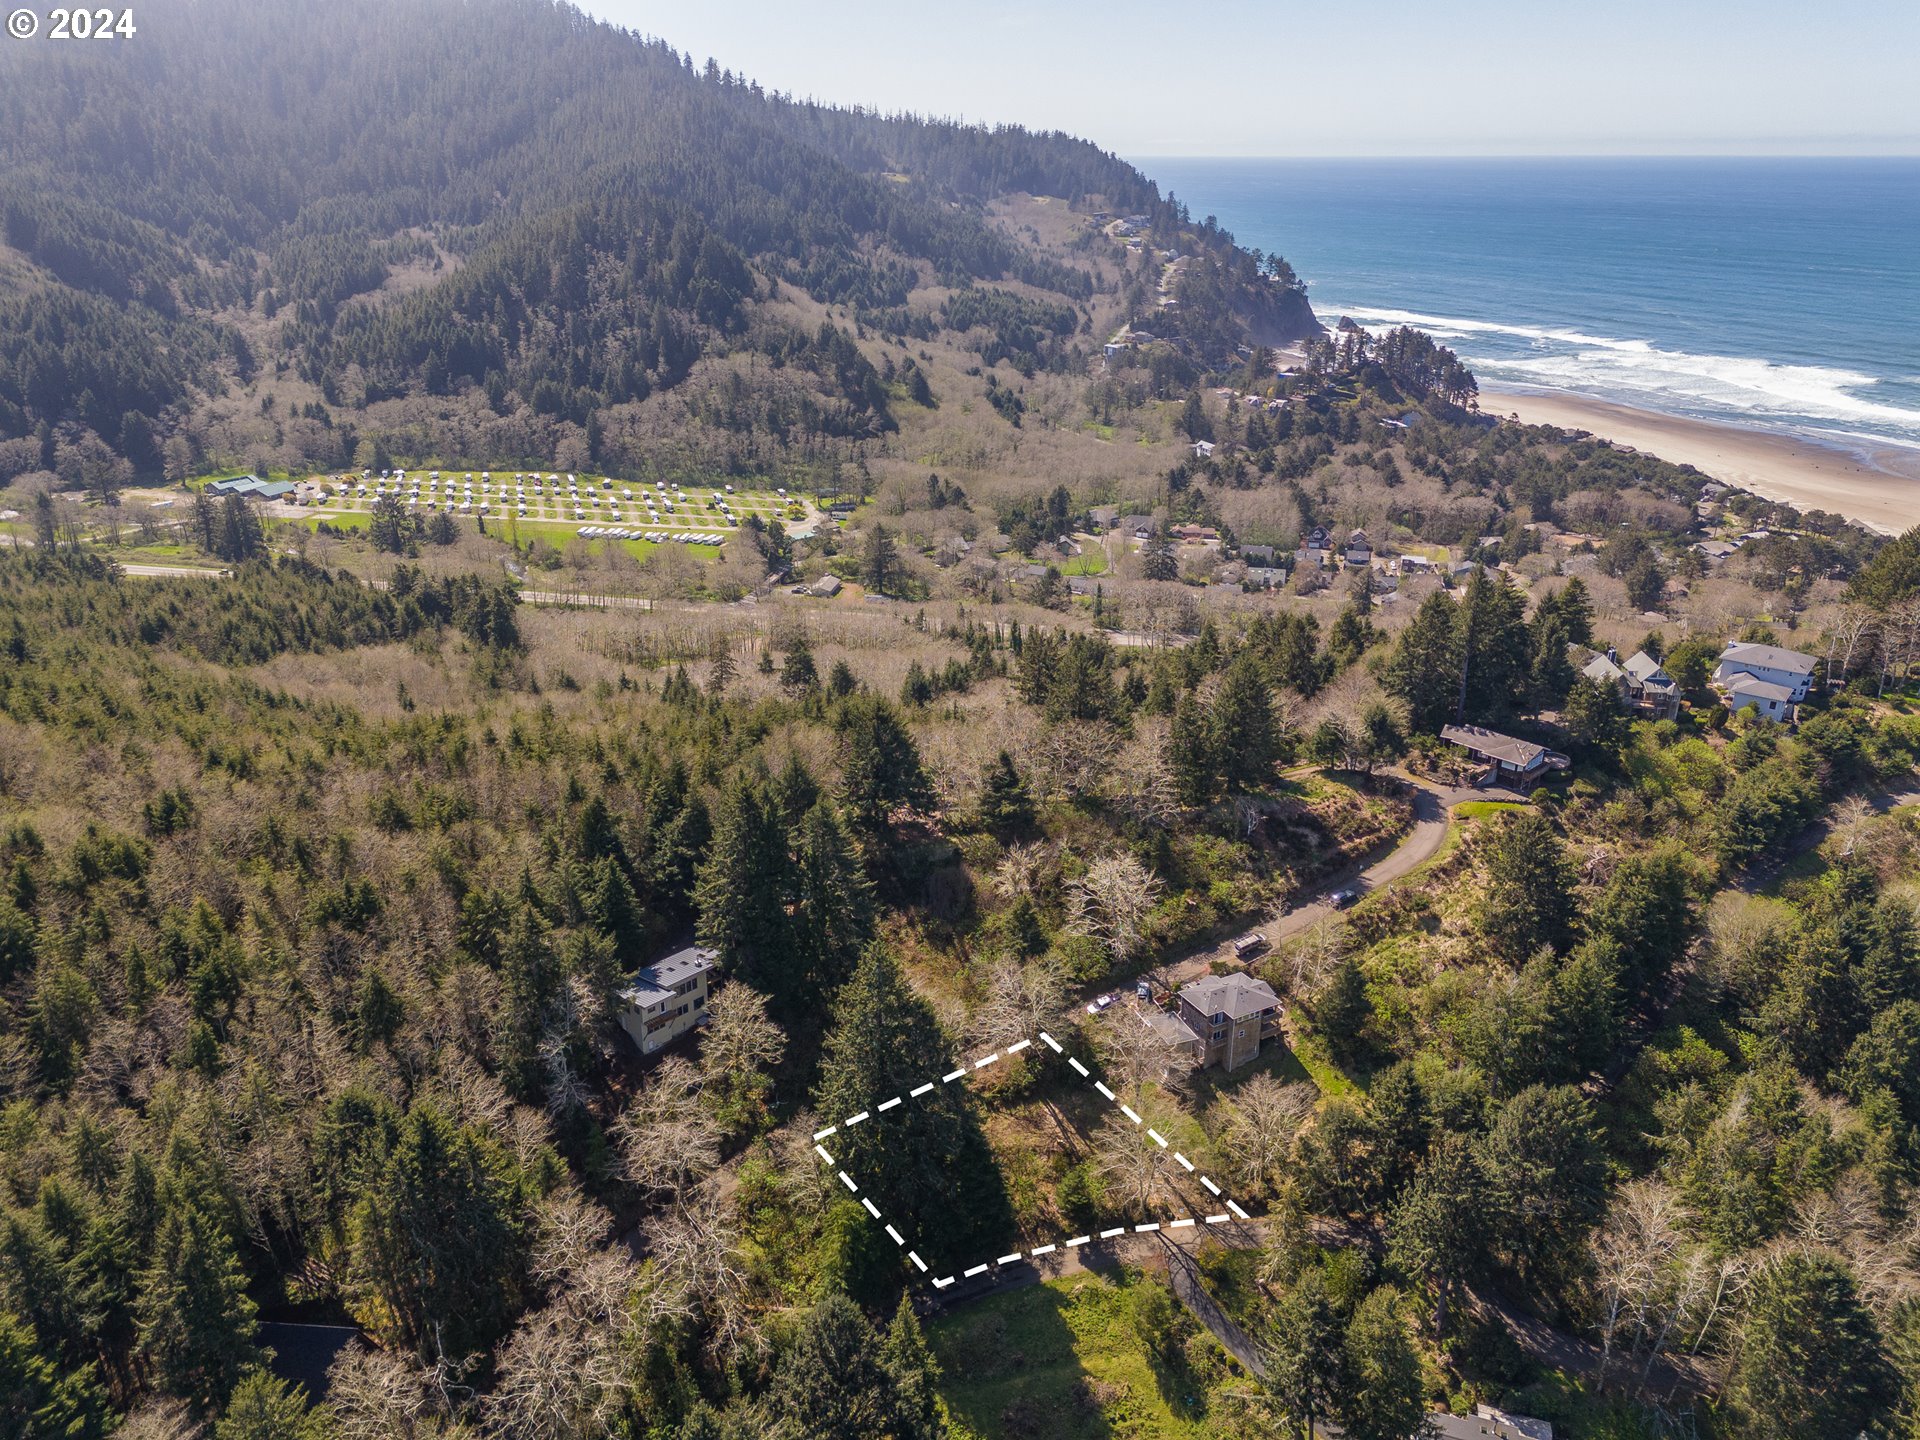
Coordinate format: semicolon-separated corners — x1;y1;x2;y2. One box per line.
1161;770;1493;988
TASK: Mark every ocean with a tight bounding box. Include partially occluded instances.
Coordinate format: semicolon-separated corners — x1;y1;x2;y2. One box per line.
1133;157;1920;457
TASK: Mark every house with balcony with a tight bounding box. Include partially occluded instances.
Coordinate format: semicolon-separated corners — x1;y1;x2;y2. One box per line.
1712;641;1817;722
1581;647;1681;719
617;944;716;1056
1175;973;1284;1071
1439;724;1570;789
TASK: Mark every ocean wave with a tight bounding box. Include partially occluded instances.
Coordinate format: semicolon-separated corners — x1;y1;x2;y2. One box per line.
1326;301;1920;441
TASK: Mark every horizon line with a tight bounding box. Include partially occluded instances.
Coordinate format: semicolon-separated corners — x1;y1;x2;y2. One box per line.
1126;151;1920;161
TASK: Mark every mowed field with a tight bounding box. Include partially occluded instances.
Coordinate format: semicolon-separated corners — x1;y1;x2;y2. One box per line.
274;470;814;561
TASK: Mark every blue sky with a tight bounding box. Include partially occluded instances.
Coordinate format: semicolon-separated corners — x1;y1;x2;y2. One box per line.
586;0;1919;156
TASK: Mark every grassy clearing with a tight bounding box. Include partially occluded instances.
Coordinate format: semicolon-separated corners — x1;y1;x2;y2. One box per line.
1453;800;1532;819
1063;550;1109;577
929;1271;1216;1440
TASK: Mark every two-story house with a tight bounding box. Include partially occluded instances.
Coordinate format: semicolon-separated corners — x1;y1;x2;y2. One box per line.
617;944;717;1056
1581;647;1681;719
1712;640;1817;722
1175;973;1285;1071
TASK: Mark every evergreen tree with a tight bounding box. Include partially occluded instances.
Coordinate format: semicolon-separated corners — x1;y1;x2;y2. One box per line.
343;1105;526;1362
1722;1252;1894;1440
1457;567;1530;719
1261;1269;1342;1440
1527;604;1576;709
214;1368;328;1440
1478;810;1578;964
1387;1133;1485;1333
1168;693;1216;807
835;694;934;835
1480;1085;1606;1287
1211;652;1280;792
1333;1288;1426;1440
695;777;797;1000
1383;590;1461;734
1141;531;1178;582
0;1309;110;1440
879;1296;947;1440
813;947;1011;1256
860;524;900;596
781;638;819;695
1562;675;1626;753
766;1295;946;1440
975;750;1035;833
135;1195;260;1413
794;800;878;997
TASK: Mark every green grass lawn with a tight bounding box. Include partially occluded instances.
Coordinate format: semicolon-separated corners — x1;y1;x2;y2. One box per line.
929;1272;1219;1440
1453;800;1533;819
1063;550;1108;577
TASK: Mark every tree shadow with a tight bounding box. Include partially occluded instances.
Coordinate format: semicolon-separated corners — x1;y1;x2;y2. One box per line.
926;1277;1120;1440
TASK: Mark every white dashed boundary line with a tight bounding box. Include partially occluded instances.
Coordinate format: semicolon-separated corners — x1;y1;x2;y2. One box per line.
813;1028;1262;1289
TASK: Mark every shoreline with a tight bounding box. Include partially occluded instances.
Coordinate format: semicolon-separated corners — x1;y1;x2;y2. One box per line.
1480;387;1920;536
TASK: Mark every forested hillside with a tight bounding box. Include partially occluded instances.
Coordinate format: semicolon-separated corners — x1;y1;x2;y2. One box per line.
0;0;1315;485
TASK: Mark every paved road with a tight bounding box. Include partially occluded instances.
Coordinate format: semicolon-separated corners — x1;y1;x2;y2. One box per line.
1162;772;1485;988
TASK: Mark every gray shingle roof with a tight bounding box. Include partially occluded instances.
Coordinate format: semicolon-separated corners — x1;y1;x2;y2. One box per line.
1719;641;1816;675
1181;972;1281;1020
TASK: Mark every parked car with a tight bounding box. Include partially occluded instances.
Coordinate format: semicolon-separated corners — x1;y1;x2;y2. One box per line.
1086;992;1116;1016
1232;932;1268;960
1329;887;1360;909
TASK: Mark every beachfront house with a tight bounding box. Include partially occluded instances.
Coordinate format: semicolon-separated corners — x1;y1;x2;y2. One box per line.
617;944;717;1056
1712;640;1817;722
1175;973;1284;1071
1440;724;1571;790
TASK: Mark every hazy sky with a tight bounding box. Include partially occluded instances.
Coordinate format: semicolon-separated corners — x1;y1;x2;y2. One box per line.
585;0;1919;157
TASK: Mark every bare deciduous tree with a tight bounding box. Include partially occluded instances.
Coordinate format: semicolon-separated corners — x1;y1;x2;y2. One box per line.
990;840;1051;902
1213;1075;1316;1197
484;1310;629;1440
640;1179;760;1361
974;952;1070;1051
613;1056;721;1198
1069;852;1161;964
1092;1112;1172;1217
699;983;785;1086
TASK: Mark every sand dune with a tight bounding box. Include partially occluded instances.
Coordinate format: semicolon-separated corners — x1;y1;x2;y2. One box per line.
1481;388;1920;537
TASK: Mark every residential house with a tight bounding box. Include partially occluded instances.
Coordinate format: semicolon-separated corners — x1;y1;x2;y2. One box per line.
1175;973;1284;1071
1306;525;1331;552
1692;539;1739;563
617;945;717;1055
1580;648;1681;719
1427;1405;1553;1440
1192;440;1216;459
1243;566;1284;590
1132;1004;1203;1072
808;574;843;598
1089;505;1120;530
1067;575;1096;597
1240;544;1277;566
1439;724;1571;789
1712;640;1817;720
1117;514;1155;541
1344;529;1374;566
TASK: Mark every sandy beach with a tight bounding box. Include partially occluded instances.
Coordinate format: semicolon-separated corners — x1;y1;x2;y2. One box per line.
1481;388;1920;537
